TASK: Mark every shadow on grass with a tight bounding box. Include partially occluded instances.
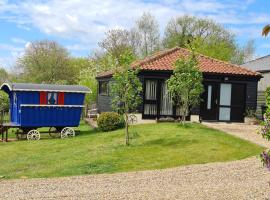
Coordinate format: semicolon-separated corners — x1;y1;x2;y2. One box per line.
76;128;100;137
177;123;194;129
143;137;199;147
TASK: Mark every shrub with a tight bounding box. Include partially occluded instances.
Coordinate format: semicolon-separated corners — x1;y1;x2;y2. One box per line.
97;112;124;132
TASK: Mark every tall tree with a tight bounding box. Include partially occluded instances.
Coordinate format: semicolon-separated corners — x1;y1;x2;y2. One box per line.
111;51;142;145
167;54;204;124
163;15;253;64
231;40;255;64
134;12;160;57
98;29;134;63
17;40;76;84
0;68;8;84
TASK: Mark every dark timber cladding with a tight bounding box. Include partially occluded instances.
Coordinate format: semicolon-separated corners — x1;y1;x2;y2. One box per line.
96;47;261;122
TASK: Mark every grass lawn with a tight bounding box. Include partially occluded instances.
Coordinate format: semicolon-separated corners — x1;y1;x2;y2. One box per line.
0;122;264;179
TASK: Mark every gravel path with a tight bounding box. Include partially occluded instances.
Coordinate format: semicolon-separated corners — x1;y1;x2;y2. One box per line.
203;122;270;148
1;123;270;200
1;157;270;200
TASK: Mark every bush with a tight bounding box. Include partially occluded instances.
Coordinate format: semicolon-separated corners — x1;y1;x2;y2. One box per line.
97;112;124;132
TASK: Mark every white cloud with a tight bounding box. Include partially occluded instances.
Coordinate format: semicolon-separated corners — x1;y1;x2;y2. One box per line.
0;0;269;68
0;0;265;45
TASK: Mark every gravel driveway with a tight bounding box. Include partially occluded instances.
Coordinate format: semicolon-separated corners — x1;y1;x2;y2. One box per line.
203;122;269;148
1;123;270;200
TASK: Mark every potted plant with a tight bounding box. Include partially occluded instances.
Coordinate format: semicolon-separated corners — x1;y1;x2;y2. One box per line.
244;108;258;125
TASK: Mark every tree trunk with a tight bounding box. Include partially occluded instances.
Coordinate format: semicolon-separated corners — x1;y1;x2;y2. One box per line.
181;106;187;125
125;113;129;146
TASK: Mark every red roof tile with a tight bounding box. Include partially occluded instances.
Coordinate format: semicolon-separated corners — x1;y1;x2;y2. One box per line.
97;47;261;78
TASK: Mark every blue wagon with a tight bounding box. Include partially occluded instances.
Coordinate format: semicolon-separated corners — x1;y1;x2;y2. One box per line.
0;82;90;141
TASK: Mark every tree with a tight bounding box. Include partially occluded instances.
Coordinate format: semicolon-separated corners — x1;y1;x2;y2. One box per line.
17;40;76;84
0;68;9;112
0;91;9;112
134;12;160;57
111;51;142;145
167;54;204;124
98;29;134;63
0;68;8;84
231;40;255;64
163;15;254;64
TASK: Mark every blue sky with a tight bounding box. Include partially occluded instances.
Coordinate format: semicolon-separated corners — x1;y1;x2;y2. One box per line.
1;0;270;71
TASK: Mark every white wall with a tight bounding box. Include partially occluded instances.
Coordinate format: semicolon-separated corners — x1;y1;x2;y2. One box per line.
258;72;270;91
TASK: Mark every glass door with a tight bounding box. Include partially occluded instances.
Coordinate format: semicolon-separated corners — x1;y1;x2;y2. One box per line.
219;83;232;121
143;80;158;118
160;81;173;116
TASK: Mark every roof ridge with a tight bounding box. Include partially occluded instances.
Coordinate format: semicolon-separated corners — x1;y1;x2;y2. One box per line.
132;47;180;67
243;54;270;64
179;47;260;76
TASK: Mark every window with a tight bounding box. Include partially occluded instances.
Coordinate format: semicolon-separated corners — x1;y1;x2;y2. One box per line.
99;81;109;95
13;92;17;105
207;85;212;110
40;92;65;105
48;92;57;105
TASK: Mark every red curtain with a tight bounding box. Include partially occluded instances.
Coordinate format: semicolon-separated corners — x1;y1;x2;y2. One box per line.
40;92;47;104
58;92;65;105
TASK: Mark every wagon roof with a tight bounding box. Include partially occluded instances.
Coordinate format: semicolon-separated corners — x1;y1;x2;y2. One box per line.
0;82;91;93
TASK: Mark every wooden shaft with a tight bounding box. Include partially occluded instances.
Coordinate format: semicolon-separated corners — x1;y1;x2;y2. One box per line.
5;129;8;142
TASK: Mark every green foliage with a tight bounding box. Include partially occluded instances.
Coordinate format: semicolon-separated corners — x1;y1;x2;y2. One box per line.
97;112;124;132
167;54;204;123
245;108;256;118
17;40;76;84
163;15;254;64
0;68;8;84
0;91;9;112
98;29;134;63
265;87;270;119
259;87;270;170
188;37;236;63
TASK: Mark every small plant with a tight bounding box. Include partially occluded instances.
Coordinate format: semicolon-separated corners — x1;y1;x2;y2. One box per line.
259;86;270;170
245;108;256;118
97;112;124;132
261;151;270;171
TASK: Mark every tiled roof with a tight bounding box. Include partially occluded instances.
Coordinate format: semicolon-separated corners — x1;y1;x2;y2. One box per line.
97;47;261;78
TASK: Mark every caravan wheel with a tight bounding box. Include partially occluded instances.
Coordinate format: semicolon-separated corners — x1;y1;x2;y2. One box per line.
61;127;75;139
27;130;40;140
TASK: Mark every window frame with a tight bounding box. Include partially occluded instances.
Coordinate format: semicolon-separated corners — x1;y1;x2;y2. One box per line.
99;81;109;96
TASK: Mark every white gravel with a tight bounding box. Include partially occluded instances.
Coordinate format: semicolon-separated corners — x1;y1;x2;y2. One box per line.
1;123;270;200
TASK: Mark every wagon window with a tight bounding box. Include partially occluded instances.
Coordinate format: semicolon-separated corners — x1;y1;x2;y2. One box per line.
48;93;57;105
13;92;17;105
99;81;109;95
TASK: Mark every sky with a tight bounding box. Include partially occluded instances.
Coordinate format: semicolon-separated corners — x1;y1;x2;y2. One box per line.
0;0;270;71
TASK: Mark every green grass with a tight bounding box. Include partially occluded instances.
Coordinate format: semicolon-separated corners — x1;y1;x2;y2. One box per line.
0;122;264;179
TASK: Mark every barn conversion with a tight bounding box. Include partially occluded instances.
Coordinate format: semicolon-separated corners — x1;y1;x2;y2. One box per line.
96;47;262;122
